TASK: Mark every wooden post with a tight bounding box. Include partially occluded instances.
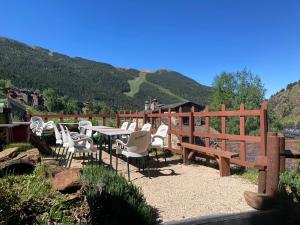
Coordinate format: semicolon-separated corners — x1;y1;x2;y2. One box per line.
74;113;78;123
221;104;226;152
239;103;246;161
258;101;268;194
44;112;48;122
143;112;147;125
168;108;172;150
190;106;195;145
205;105;210;164
129;110;132;123
59;113;64;123
88;113;93;122
279;134;286;173
135;110;138;130
158;109;162;125
266;132;280;197
116;113;120;128
179;106;183;154
103;116;106;126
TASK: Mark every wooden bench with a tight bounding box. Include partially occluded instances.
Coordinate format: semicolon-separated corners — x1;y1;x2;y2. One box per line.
181;142;239;177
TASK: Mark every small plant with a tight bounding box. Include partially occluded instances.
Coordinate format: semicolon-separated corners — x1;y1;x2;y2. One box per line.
279;166;300;204
4;142;33;151
81;165;157;225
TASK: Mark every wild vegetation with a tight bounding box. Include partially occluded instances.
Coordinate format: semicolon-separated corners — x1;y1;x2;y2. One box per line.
269;80;300;127
208;69;283;134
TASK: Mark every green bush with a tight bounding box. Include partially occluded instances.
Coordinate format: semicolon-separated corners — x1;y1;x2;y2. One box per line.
279;166;300;204
81;165;157;225
0;164;79;224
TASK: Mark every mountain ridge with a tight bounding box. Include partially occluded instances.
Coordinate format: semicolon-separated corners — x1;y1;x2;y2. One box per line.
0;37;212;110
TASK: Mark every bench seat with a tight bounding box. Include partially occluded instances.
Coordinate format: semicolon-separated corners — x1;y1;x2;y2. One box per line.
181;142;239;176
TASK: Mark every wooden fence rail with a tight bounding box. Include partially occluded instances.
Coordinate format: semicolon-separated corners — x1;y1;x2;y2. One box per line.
28;101;283;196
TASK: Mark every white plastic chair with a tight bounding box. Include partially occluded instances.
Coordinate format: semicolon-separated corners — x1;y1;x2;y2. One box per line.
141;123;152;131
127;122;136;131
149;124;169;162
120;121;129;130
29;116;54;136
65;127;98;168
53;124;62;157
116;131;151;181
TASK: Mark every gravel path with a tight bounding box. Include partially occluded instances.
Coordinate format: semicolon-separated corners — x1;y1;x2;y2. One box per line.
71;150;257;222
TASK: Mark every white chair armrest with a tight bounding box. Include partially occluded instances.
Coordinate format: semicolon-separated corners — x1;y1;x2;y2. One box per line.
116;139;127;147
151;134;164;142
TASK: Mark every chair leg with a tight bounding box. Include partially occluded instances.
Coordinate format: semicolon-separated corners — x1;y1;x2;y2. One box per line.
58;147;66;165
116;154;118;173
65;152;71;168
155;149;159;161
127;157;130;181
146;156;150;178
68;152;74;168
56;146;62;159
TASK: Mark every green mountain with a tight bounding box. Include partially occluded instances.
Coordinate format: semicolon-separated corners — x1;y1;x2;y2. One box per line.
0;37;211;110
269;80;300;126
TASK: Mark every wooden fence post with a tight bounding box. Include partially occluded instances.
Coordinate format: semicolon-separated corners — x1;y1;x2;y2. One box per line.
116;113;120;128
143;112;147;125
59;113;64;123
239;103;246;161
205;105;210;164
221;104;226;152
74;113;78;123
44;112;48;122
103;116;106;126
88;113;93;122
168;108;172;150
258;101;268;194
279;134;286;173
266;132;280;197
179;106;183;154
135;110;138;130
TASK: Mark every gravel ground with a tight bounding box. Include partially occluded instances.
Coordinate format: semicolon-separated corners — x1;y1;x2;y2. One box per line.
69;149;257;222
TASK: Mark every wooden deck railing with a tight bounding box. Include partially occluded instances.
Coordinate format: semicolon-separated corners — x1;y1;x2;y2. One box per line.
28;101;285;196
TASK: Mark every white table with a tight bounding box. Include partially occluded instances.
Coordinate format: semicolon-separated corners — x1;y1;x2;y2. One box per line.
88;126;132;168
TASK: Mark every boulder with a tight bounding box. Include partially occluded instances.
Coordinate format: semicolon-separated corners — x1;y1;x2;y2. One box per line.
244;191;274;210
50;168;82;193
0;148;40;172
43;158;66;177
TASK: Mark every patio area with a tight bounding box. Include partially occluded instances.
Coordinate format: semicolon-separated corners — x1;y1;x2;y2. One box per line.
68;148;257;222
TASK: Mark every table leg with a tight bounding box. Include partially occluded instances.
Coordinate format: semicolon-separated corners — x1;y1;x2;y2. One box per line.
109;136;112;169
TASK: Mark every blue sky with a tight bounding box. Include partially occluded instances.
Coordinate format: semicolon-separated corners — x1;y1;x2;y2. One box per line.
0;0;299;98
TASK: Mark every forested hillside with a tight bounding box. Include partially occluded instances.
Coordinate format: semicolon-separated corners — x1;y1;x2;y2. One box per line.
269;80;300;126
0;37;211;111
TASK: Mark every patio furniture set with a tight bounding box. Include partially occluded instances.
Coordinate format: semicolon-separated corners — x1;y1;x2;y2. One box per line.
29;117;169;180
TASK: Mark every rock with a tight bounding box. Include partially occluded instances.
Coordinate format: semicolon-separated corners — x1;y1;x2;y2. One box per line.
50;168;82;193
244;191;274;210
0;147;19;161
0;148;40;172
43;158;65;177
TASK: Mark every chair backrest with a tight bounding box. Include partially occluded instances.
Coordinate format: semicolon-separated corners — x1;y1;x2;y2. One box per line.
30;116;44;130
79;120;92;135
127;122;137;132
59;124;68;146
53;124;61;141
65;127;75;150
155;124;169;138
141;123;152;131
120;121;129;130
126;131;151;154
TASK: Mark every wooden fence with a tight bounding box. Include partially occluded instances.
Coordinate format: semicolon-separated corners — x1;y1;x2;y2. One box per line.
28;101;285;196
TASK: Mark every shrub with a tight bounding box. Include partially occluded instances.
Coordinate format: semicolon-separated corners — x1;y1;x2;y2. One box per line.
279;167;300;204
81;165;157;225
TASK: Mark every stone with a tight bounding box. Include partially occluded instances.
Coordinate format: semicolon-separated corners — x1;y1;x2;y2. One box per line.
0;148;40;172
50;168;82;193
244;191;274;210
